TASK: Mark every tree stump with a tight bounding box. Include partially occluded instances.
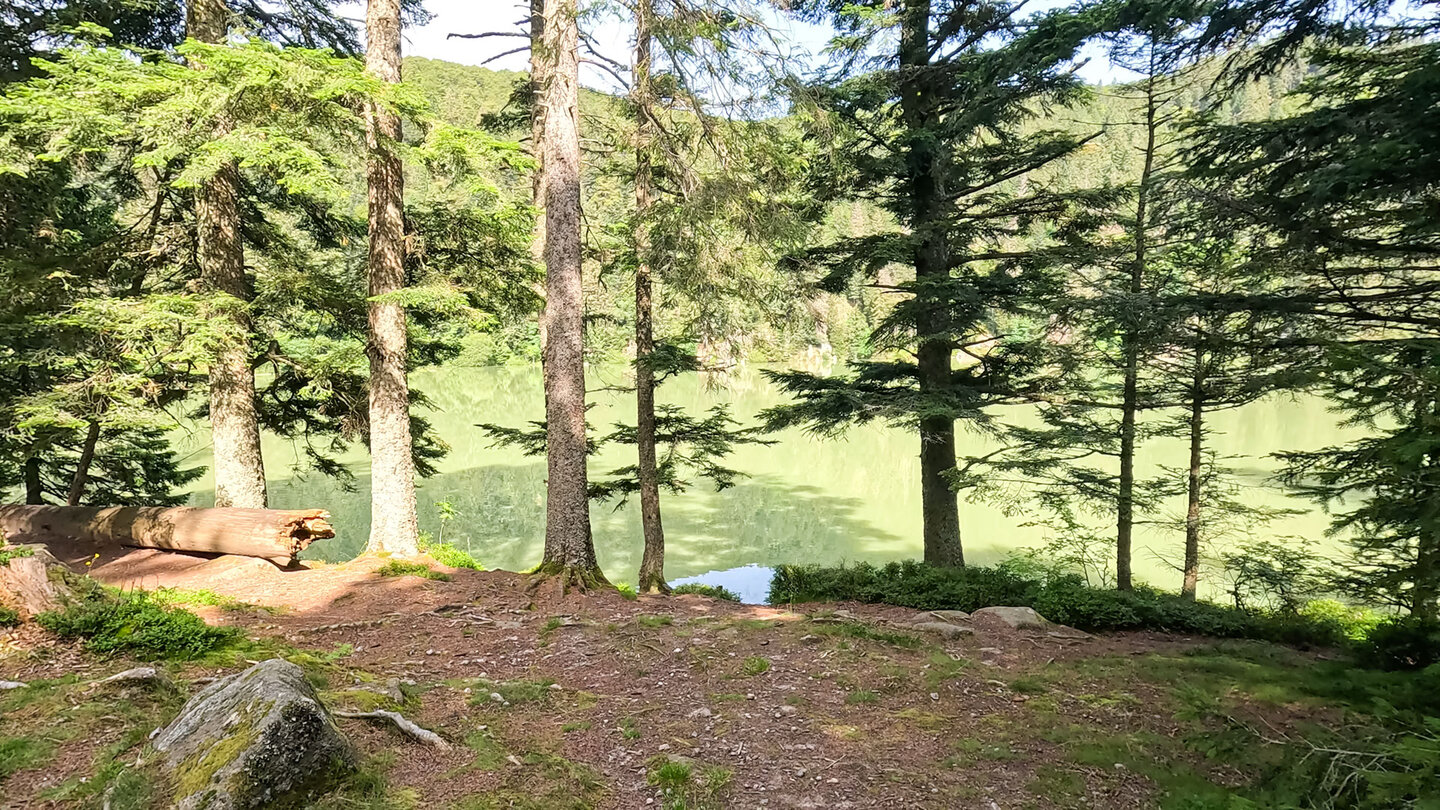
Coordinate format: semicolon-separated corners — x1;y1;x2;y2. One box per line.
0;543;80;619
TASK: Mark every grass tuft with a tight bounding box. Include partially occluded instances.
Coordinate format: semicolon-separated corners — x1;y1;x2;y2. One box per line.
418;536;484;571
740;656;771;677
376;560;451;581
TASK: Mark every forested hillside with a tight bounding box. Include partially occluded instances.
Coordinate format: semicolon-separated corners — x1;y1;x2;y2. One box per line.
404;55;1312;368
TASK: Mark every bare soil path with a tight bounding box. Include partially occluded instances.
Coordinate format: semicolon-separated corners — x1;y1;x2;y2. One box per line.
1;545;1331;809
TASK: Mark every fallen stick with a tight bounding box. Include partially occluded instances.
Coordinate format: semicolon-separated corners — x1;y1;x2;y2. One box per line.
333;710;450;749
0;505;333;564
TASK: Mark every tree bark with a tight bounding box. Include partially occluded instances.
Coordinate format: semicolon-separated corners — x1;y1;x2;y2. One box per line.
632;0;668;595
899;0;963;567
24;457;43;505
188;0;268;510
1416;533;1439;622
1182;355;1205;599
537;0;605;587
1117;51;1162;592
66;420;100;506
0;505;333;564
362;0;420;555
530;0;550;353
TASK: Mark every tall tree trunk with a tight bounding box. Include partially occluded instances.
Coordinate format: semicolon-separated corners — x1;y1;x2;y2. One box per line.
529;0;549;353
1416;533;1439;622
188;0;267;510
24;457;43;505
1417;396;1440;621
899;0;963;567
1182;352;1205;599
537;0;605;587
632;0;668;595
1117;360;1138;591
362;0;420;555
1117;52;1161;592
66;421;100;506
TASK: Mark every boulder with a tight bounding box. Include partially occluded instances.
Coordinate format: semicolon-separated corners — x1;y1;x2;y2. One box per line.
971;606;1051;630
152;658;354;810
0;543;80;619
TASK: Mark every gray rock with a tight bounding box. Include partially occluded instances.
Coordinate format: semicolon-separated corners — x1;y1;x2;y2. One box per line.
96;666;174;691
910;621;974;639
972;606;1050;629
153;659;354;810
917;609;972;624
0;680;25;690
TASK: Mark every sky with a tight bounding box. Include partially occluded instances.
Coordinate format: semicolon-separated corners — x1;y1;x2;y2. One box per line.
402;0;1133;94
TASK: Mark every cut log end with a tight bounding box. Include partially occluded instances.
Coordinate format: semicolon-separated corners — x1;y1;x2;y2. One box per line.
281;511;335;556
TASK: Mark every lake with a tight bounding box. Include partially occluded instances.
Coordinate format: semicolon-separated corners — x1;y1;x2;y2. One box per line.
172;364;1359;601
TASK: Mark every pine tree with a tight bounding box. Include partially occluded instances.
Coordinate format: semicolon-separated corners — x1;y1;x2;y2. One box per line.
538;0;607;588
1149;237;1312;597
765;0;1117;566
0;30;531;510
631;0;666;592
1190;13;1440;618
187;0;267;509
362;0;421;555
620;0;802;592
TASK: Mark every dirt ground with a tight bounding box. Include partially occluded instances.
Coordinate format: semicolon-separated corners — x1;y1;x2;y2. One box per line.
0;545;1333;809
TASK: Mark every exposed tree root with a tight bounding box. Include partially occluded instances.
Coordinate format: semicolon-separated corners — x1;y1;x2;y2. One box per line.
638;575;671;595
527;562;611;596
333;710;449;749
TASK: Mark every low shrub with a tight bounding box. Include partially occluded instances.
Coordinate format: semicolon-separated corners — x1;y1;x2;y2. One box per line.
37;587;237;659
1357;617;1440;670
0;605;19;627
769;561;1387;656
672;583;742;602
769;560;1035;611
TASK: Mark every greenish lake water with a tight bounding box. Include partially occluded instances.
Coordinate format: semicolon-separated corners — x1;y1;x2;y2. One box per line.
172;364;1360;601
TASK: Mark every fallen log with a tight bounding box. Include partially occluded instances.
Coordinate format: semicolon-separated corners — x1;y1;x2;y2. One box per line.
0;505;333;564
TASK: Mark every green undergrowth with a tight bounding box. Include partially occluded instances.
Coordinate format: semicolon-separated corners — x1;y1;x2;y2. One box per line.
769;560;1396;659
672;583;741;602
418;534;484;571
36;583;239;659
0;605;19;627
1021;642;1440;809
807;616;924;648
0;543;35;565
376;560;451;581
461;677;557;706
151;587;277;614
301;754;419;810
0;670;183;802
449;716;608;809
647;755;732;810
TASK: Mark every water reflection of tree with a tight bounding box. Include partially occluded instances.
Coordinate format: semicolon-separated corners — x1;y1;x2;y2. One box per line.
223;463;905;582
600;475;908;580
